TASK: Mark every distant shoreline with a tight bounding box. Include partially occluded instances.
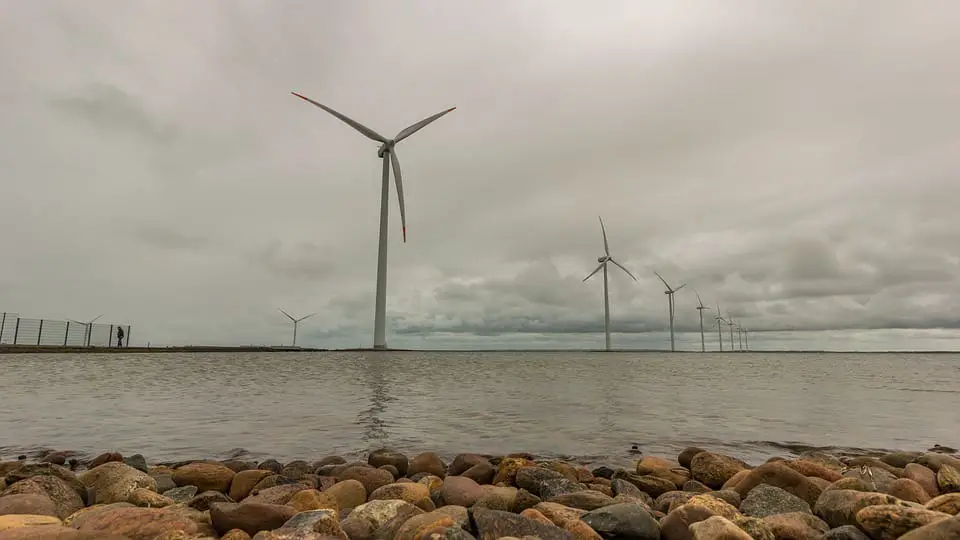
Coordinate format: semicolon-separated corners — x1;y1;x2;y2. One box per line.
0;345;957;354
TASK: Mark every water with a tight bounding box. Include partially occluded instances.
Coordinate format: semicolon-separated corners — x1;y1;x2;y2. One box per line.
0;351;957;466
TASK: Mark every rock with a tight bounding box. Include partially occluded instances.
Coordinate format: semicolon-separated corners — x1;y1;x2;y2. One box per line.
905;463;940;498
721;470;749;491
690;453;749;490
515;468;564;496
78;462;156;505
471;507;573;540
679;447;707;469
710;490;741;508
408;453;446;479
441;476;484;507
590;466;617;480
493;457;536;485
0;514;62;531
0;494;58;517
418;475;444;496
538;478;587;499
70;506;199;539
257;460;283;474
783;460;843;482
881;451;920;469
187;490;233;511
209;502;297;536
123;454;149;474
581;502;660;540
521;508;557;526
898;516;960;539
229;470;273;502
822;525;870;540
89;452;123;469
825;477;874;493
740;484;812;517
392;509;461;540
761;512;829;538
842;465;897;492
336;466;393;496
447;454;489;476
614;472;675;498
2;476;84;519
512;489;541;513
683;480;712;493
128;488;175;508
540;461;580;483
730;516;775;540
378;465;399;479
0;524;131;539
688;515;752;539
153;475;176;494
474;486;518;511
889;478;932;504
636;456;677;475
733;462;822;506
926;492;960;514
461;462;496;485
369;482;431;508
287;489;337;513
278;460;312;481
611;479;653;505
855;504;952;539
278;508;345;537
242;484;305;506
346;498;421;531
171;462;235;493
368;449;409;477
937;464;960;493
917;453;960;473
814;489;910;528
547;490;614;511
162;486;198;504
679;495;740;521
656;491;693;514
323;479;366;510
534;502;586;526
660;504;716;540
221;530;253;540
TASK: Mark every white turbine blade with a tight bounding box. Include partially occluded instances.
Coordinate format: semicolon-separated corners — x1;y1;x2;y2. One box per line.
394;106;457;143
583;263;604;282
654;271;671;290
90;314;104;324
389;150;408;243
598;216;610;256
695;291;704;307
675;283;687;292
291;92;388;143
279;308;296;322
609;258;637;281
298;312;317;322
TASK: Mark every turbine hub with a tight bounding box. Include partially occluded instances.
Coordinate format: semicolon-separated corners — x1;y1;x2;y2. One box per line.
597;256;609;263
377;140;395;158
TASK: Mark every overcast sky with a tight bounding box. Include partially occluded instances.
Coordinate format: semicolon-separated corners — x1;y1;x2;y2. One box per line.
2;1;959;351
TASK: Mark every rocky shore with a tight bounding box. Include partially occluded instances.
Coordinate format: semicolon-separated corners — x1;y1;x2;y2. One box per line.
0;446;958;539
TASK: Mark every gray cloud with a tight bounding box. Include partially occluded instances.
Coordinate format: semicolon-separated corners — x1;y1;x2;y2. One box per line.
2;1;959;350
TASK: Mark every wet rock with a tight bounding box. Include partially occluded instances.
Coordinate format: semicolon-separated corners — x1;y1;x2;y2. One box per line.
897;515;960;539
590;466;617;480
187;490;233;511
257;460;283;474
611;479;653;505
547;490;614;511
229;470;273;502
880;451;920;469
447;454;489;476
679;447;707;469
123;454;149;474
0;494;58;517
733;462;822;506
515;468;564;496
278;461;312;481
687;515;752;539
2;475;84;519
461;462;496;485
690;452;749;490
323;479;366;510
493;457;536;486
336;466;393;496
128;487;175;508
937;464;960;493
656;491;693;514
89;452;123;469
408;453;446;479
855;504;951;539
614;472;676;498
683;480;712;493
79;462;156;505
378;465;399;480
660;504;716;540
441;476;484;507
162;486;198;504
761;511;829;539
366;449;408;478
153;474;176;494
171;462;235;493
70;505;199;539
581;502;660;540
472;506;573;540
740;484;812;517
814;489;909;528
822;525;870;540
888;478;932;504
209;502;297;536
917;453;960;473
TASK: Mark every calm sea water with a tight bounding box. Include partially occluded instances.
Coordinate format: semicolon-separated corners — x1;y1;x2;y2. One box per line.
0;351;957;466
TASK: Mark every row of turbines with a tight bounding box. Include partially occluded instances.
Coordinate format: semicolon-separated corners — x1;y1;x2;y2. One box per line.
584;217;750;352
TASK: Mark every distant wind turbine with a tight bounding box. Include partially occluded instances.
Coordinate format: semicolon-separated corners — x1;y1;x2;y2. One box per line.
654;272;685;352
279;309;315;347
726;315;737;352
736;322;744;351
68;314;104;347
743;326;749;351
694;292;711;353
291;92;456;350
583;216;637;351
715;304;725;352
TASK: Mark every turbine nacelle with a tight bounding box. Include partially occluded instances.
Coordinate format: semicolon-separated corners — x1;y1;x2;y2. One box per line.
597;256;610;263
377;140;395;158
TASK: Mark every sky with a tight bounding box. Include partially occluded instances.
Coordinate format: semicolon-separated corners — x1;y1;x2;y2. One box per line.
1;1;959;351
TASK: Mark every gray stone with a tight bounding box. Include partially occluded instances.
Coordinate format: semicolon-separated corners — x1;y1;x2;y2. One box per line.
580;502;660;540
741;484;812;517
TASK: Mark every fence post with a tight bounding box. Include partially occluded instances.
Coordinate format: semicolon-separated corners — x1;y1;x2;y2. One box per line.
0;312;5;343
127;326;132;348
13;318;20;345
108;324;114;348
64;321;70;346
37;319;44;346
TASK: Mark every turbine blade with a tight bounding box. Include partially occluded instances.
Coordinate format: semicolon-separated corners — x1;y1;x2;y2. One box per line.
394;106;457;143
654;271;671;290
609;258;637;281
675;283;687;292
279;308;295;321
90;314;104;324
583;263;603;282
695;291;703;307
389;150;407;243
290;92;388;143
598;216;610;256
298;313;317;322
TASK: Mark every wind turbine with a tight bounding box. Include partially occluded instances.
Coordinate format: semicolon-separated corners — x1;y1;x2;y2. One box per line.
715;305;725;352
278;309;315;347
583;216;637;351
694;292;711;353
291;92;456;350
68;314;103;347
736;322;744;352
743;327;749;351
726;315;737;352
654;272;685;352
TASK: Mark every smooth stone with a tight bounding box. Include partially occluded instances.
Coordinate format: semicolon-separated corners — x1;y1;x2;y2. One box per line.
441;476;484;507
209;502;297;537
689;452;749;489
122;454;149;474
814;489;910;528
2;475;84;519
733;462;822;506
0;494;58;517
740;484;812;517
925;493;960;514
688;516;752;539
229;470;273;502
855;504;951;539
822;525;870;540
171;462;235;493
471;507;573;540
905;463;941;498
515;467;563;497
408;452;446;479
78;462;156;506
70;506;199;538
889;478;933;504
188;490;233;511
898;516;960;539
581;502;660;540
163;486;198;503
547;490;615;511
127;487;175;508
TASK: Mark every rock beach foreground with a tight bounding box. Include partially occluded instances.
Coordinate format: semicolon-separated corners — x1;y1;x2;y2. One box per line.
0;446;957;539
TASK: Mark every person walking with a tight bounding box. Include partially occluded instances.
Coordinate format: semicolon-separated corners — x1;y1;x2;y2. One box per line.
116;326;125;348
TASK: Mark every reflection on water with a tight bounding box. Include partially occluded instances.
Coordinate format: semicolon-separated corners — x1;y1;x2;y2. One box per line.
0;351;957;465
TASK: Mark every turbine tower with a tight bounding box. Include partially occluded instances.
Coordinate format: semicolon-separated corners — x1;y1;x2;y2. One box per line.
279;309;315;348
291;92;456;350
583;216;637;351
726;315;737;351
654;272;685;352
715;305;725;352
694;292;711;353
743;327;749;351
736;322;744;351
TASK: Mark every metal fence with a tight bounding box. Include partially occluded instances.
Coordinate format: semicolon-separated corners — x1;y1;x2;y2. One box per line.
0;312;132;347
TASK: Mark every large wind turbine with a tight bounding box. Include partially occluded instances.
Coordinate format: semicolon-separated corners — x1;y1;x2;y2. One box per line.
291;92;456;350
726;315;737;351
279;309;315;347
68;314;104;347
715;305;725;352
583;217;637;351
694;292;711;353
654;272;685;352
